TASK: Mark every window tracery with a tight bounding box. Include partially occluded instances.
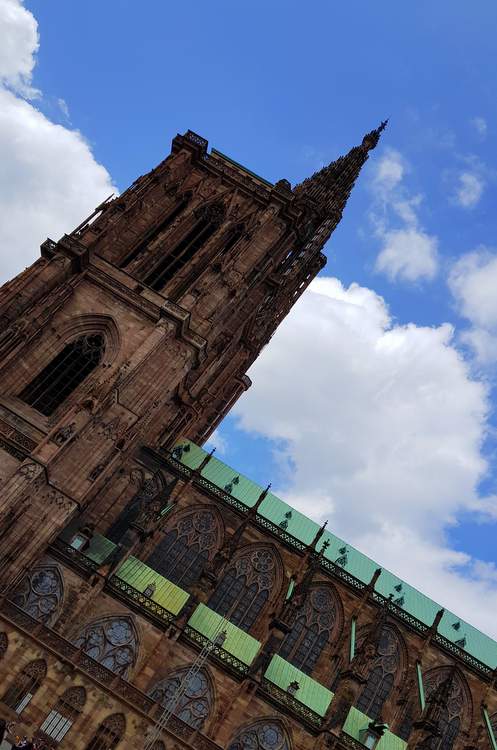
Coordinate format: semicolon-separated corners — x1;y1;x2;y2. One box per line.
12;563;63;625
356;626;401;720
84;713;125;750
19;334;105;415
423;668;465;750
73;616;138;677
208;545;280;632
148;666;212;730
2;658;47;714
228;720;291;750
146;507;221;589
279;586;338;674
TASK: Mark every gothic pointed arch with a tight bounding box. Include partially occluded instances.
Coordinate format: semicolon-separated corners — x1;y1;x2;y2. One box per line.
356;623;406;720
208;543;284;632
2;658;47;714
227;718;292;750
18;314;120;417
147;664;214;730
423;666;472;749
84;713;125;750
73;615;138;678
279;583;343;675
12;561;64;625
146;504;224;590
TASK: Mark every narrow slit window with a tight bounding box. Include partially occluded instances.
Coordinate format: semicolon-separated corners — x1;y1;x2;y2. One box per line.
19;334;105;416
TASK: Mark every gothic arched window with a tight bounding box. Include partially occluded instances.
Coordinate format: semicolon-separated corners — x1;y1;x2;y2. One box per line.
279;586;338;675
2;658;47;714
228;720;291;750
356;626;401;720
73;616;138;678
85;713;125;750
146;508;221;590
397;702;415;741
12;563;64;626
143;203;224;291
424;668;466;750
19;334;105;416
208;545;280;632
39;686;86;743
148;666;213;730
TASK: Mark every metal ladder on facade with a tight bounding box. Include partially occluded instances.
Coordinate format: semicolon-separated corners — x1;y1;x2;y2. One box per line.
142;618;227;750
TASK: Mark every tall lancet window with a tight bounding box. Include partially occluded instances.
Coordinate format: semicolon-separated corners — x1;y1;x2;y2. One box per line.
146;508;221;590
279;586;338;675
423;668;466;750
356;625;401;720
208;545;280;632
120;193;191;268
19;334;105;415
84;713;125;750
143;203;224;291
148;666;212;730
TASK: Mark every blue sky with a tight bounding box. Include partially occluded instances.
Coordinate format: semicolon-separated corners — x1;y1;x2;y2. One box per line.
1;0;497;636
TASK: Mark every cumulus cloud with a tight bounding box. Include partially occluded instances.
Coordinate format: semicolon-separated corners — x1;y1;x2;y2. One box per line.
233;277;497;635
371;149;439;283
449;247;497;363
454;171;484;209
0;0;116;284
205;429;228;456
470;116;487;139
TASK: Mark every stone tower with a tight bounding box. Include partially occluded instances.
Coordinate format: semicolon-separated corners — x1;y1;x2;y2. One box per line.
0;125;383;593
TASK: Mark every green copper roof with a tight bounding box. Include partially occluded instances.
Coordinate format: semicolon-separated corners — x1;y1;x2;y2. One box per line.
264;655;333;717
188;603;260;666
343;707;407;750
81;533;116;565
210;148;274;188
115;556;189;615
172;440;497;671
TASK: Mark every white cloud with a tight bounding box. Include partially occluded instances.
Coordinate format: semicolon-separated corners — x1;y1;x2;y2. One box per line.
0;0;116;284
454;171;484;209
375;227;438;282
449;248;497;363
233;277;497;636
470;116;487;139
371;149;439;283
0;0;39;96
205;429;228;456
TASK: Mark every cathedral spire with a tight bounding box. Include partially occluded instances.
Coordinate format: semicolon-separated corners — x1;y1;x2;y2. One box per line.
293;120;387;221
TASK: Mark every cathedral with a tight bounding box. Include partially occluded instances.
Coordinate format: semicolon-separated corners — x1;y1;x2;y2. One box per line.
0;126;496;750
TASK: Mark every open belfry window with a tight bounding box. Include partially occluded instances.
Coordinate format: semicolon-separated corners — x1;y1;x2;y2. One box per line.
38;686;86;743
19;334;105;416
142;202;225;292
2;658;47;714
356;626;401;720
120;193;191;268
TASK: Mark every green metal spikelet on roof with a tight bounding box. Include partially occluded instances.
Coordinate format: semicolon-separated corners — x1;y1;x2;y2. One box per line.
264;655;333;717
187;603;260;666
172;440;497;671
116;556;190;615
343;707;407;750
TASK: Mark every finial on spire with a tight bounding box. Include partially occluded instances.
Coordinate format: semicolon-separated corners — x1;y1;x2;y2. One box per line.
361;119;388;151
